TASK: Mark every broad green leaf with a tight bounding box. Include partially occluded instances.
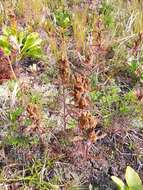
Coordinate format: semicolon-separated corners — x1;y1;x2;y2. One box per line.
21;32;42;54
128;185;143;190
111;176;126;190
17;31;27;45
25;46;42;58
0;35;11;55
125;166;142;188
0;35;10;48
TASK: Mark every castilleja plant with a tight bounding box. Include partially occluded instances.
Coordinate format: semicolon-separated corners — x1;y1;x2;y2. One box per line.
58;52;103;144
56;12;107;158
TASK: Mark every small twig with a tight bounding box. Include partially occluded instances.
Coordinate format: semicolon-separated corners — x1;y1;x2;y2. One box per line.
7;56;17;80
0;177;30;184
63;85;66;130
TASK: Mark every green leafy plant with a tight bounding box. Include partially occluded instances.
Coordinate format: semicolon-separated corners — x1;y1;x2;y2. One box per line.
20;32;43;59
111;166;143;190
55;9;71;29
0;26;43;59
9;107;24;122
90;81;121;126
67;118;76;129
0;26;43;79
128;56;143;82
5;135;29;147
99;2;115;28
